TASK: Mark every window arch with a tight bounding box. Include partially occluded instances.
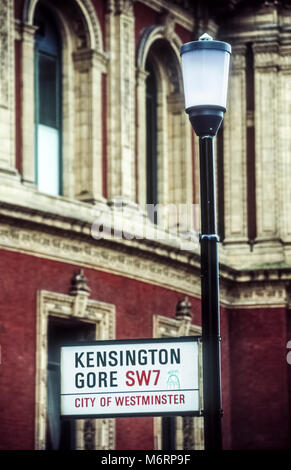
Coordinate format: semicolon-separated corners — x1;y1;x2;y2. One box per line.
21;0;107;202
34;5;62;195
136;27;194;232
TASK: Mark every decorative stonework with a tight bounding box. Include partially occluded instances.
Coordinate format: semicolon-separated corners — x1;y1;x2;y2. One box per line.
161;10;176;42
0;221;202;298
222;41;248;244
175;296;192;320
253;42;279;240
253;42;279;70
19;0;106;200
105;1;136;201
135;23;193;220
222;282;287;309
35;288;116;450
115;0;134;16
23;0;103;50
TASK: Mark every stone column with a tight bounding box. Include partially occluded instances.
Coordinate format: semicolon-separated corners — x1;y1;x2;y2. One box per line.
21;23;37;186
105;0;136;203
167;94;193;231
73;49;107;203
253;42;280;246
0;0;18;178
136;66;148;208
223;44;248;246
278;44;291;259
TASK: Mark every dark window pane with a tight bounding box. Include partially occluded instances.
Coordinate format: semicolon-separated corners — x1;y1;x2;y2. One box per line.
146;62;158;223
38;52;58;128
34;5;60;56
46;318;94;450
162;417;176;450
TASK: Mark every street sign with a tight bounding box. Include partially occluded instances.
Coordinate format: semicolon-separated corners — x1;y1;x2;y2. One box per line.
60;336;201;419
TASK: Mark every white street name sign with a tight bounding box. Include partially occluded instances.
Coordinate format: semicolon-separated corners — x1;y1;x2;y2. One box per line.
60;337;201;418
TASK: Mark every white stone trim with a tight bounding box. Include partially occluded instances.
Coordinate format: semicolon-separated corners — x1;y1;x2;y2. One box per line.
0;0;17;174
223;44;248;243
19;0;107;200
35;289;116;449
23;0;103;51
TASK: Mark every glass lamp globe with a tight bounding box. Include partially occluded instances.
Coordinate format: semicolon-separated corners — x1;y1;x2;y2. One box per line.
180;33;231;136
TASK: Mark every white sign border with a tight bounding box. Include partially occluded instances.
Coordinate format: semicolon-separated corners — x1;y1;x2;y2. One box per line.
60;336;202;420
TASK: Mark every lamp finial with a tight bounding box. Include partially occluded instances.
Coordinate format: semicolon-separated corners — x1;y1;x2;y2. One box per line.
199;33;213;41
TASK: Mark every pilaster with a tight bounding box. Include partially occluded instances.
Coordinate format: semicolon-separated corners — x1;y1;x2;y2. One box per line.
73;48;107;203
223;44;248;245
277;43;291;260
253;41;280;244
105;0;136;202
136;67;149;207
0;0;18;178
20;22;37;186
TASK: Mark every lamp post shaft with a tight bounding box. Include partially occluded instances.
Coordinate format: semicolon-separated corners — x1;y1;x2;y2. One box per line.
199;135;222;450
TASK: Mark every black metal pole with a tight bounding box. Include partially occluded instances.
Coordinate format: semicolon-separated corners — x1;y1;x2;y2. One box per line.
199;135;222;450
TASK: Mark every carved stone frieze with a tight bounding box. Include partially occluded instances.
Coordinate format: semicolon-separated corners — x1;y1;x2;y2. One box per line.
0;221;202;298
223;281;287;309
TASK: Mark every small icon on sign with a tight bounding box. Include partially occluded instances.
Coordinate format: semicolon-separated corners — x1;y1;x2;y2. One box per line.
167;370;180;389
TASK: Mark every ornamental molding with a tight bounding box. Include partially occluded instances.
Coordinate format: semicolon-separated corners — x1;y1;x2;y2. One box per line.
0;221;202;298
73;48;109;73
253;41;280;69
35;289;116;450
0;219;290;308
22;0;103;51
221;281;288;309
136;24;182;71
231;44;247;71
0;192;291;308
105;0;134;15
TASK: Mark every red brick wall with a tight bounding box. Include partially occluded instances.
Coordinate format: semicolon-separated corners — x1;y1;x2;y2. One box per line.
0;248;201;450
220;306;232;450
228;306;289;449
134;1;160;45
0;248;290;449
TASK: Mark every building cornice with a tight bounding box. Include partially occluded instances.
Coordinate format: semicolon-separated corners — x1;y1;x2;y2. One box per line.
1;179;291;307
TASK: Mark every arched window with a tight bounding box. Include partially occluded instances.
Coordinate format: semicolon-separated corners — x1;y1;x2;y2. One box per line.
145;60;158;222
34;6;62;195
136;29;194;234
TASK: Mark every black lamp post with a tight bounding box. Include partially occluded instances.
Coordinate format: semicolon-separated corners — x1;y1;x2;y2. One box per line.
180;33;231;450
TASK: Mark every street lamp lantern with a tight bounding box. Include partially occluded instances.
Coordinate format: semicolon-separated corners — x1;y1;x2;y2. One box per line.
180;33;231;136
180;34;231;451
